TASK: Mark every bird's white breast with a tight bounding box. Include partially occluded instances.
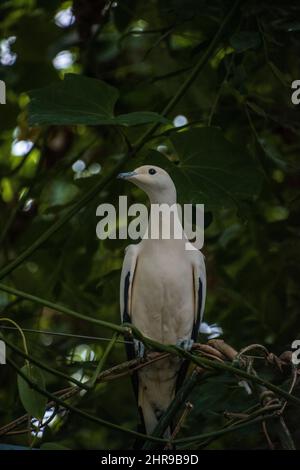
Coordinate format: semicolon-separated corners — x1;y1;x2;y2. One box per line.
131;239;194;345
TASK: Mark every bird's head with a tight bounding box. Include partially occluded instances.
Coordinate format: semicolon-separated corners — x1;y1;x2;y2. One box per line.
118;165;176;204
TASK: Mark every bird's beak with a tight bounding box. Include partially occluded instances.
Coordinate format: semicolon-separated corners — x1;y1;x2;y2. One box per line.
117;171;137;180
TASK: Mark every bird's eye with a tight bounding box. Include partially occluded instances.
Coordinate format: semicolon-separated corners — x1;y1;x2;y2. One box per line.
148;168;156;175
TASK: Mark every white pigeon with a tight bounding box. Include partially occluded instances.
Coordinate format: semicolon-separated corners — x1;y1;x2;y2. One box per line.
118;165;206;437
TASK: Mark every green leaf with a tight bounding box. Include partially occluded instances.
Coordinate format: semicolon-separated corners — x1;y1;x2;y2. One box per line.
115;112;169;126
263;205;289;223
246;101;267;119
148;127;263;209
28;74;168;127
230;31;261;52
17;364;47;419
28;74;118;126
268;61;290;87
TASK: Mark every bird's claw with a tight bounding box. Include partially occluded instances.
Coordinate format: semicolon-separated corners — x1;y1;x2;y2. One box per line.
134;339;145;358
177;338;194;351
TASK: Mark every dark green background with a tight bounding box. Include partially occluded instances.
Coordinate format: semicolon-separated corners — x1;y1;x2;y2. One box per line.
0;0;299;450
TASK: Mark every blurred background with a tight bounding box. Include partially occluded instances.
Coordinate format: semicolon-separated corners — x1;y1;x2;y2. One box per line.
0;0;299;450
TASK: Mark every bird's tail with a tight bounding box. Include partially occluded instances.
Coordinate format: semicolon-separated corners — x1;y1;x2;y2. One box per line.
133;387;172;450
138;389;173;438
134;357;182;449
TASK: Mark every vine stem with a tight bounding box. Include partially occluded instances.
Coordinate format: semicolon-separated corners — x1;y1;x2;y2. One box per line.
133;0;241;152
0;282;127;333
127;323;300;407
207;54;235;126
0;353;170;437
176;413;276;446
1;280;299;408
4;356;280;448
0;155;128;280
197;403;282;450
87;332;118;388
3;335;91;390
0;318;29;367
6;356;167;444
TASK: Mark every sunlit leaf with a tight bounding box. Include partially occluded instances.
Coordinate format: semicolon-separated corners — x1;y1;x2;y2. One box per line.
17;364;47;419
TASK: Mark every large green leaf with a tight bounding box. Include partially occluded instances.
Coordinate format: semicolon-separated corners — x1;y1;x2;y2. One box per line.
148;127;263;209
115;112;169;126
17;364;47;420
28;74;168;127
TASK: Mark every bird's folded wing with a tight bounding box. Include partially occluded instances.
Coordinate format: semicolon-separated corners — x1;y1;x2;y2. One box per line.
191;251;207;340
120;244;140;400
120;244;139;323
176;249;207;392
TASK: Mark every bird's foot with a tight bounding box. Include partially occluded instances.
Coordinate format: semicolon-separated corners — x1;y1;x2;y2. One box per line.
134;339;145;358
177;338;194;351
